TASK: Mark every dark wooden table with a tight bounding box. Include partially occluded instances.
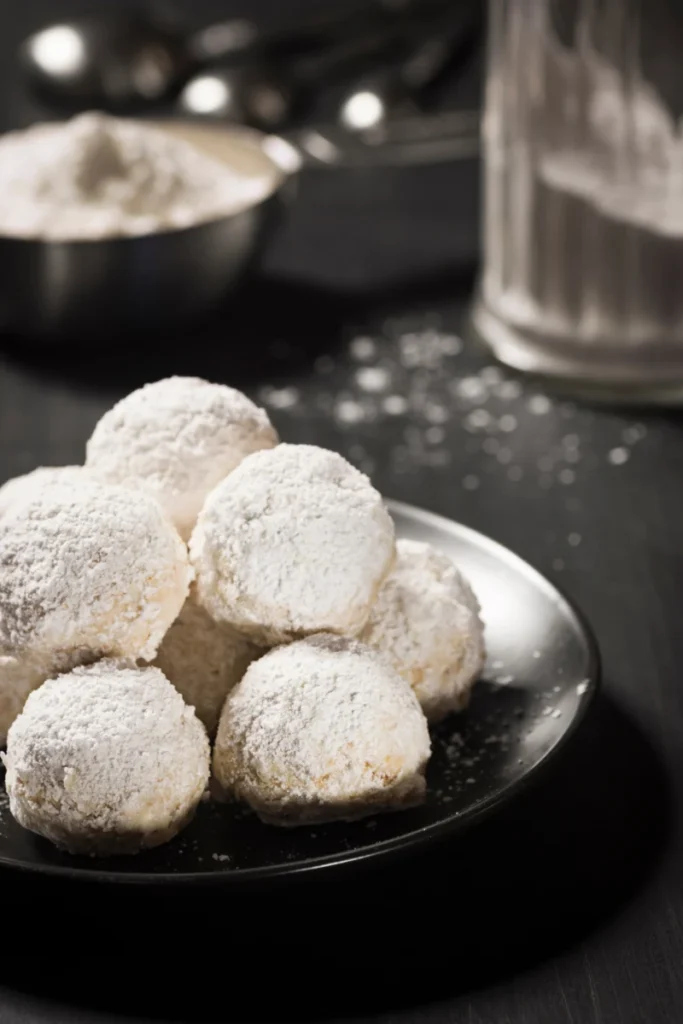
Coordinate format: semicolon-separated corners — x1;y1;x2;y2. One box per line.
0;3;682;1023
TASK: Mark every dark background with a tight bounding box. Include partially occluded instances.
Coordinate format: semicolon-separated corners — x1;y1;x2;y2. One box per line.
0;3;682;1023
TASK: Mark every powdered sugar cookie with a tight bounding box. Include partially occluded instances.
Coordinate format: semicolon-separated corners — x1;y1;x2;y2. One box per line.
0;465;87;518
86;376;278;540
154;593;259;736
4;661;210;855
213;634;430;826
191;444;395;646
361;539;485;722
0;481;191;665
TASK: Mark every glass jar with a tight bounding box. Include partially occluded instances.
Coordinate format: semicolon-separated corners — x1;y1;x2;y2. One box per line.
472;0;683;401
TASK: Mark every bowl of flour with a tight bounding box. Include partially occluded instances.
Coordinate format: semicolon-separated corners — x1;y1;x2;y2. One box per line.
0;112;293;335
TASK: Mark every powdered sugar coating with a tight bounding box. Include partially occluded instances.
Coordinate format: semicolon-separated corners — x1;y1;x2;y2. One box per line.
4;661;209;855
0;112;275;240
86;376;278;540
361;539;485;722
191;444;396;645
153;593;260;736
213;634;430;826
0;481;191;665
0;465;88;519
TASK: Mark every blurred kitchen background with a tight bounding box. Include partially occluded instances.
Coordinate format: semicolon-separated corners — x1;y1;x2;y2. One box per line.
2;0;482;296
0;0;669;616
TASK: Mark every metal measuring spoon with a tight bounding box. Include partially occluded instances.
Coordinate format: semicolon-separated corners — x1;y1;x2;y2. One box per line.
178;0;467;131
21;2;425;111
338;2;482;132
21;15;194;107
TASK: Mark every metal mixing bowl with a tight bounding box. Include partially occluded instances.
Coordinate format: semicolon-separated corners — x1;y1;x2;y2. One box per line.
0;121;298;338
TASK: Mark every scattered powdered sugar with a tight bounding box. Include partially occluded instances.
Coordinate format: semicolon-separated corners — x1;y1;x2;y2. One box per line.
361;539;485;722
622;424;647;445
334;397;366;425
86;376;278;541
467;408;493;430
349;336;377;361
495;674;515;686
0;481;191;664
426;426;445;445
257;386;299;410
3;661;209;855
190;444;395;646
0;465;89;519
608;446;630;465
0;112;273;240
213;635;430;826
528;395;552;415
383;394;409;416
256;312;650;575
258;318;648;493
355;367;391;393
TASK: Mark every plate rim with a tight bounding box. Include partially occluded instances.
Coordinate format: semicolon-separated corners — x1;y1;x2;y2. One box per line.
0;500;601;886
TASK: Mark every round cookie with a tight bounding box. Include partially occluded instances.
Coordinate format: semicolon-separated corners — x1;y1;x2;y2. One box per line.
0;465;87;519
213;634;430;826
154;594;260;736
0;481;191;665
4;661;210;855
361;539;485;722
86;376;278;540
191;444;396;646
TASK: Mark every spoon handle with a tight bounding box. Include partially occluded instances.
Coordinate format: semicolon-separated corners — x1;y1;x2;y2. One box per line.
290;110;480;168
337;2;483;126
188;1;386;63
188;0;453;64
280;0;465;86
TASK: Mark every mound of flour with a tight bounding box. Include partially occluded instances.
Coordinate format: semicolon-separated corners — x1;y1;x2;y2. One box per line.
0;112;271;240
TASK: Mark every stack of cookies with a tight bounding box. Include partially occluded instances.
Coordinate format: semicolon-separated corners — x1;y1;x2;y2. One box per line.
0;376;484;855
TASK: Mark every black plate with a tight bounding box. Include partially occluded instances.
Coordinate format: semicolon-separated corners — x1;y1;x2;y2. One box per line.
0;501;599;885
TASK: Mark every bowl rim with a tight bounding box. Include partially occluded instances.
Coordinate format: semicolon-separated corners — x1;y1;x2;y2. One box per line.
0;118;296;247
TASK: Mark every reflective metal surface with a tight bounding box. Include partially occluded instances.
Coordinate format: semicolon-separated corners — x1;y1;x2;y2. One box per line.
22;16;190;107
0;121;294;338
